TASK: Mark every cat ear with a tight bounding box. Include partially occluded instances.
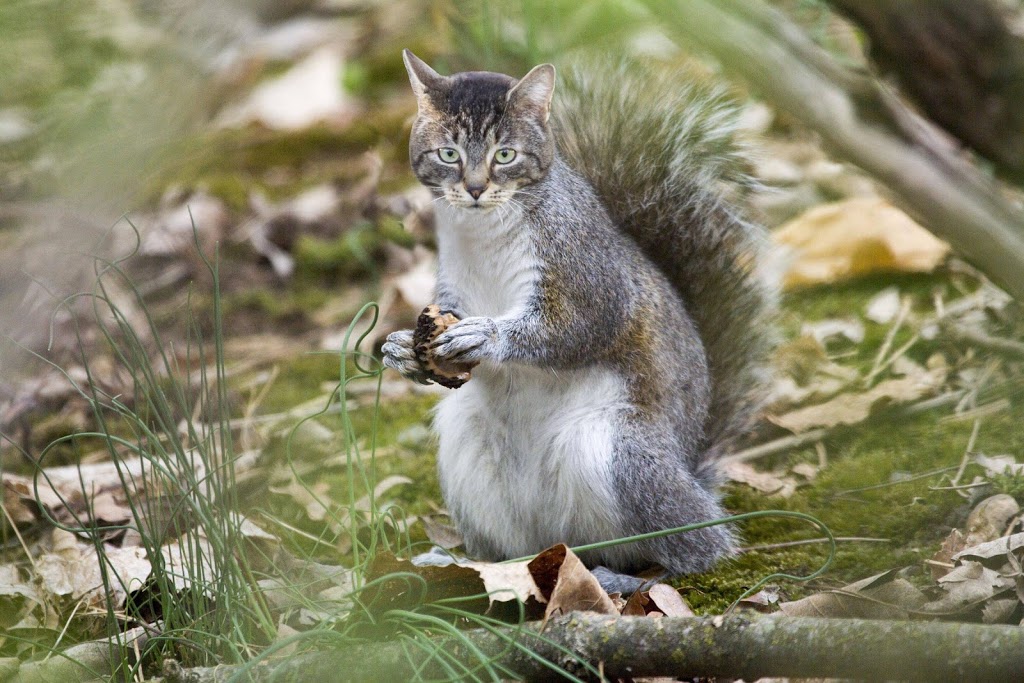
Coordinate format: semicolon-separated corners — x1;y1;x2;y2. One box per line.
507;64;556;122
402;49;443;100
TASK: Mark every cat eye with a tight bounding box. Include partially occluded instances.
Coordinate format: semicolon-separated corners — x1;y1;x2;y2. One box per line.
494;148;517;164
438;147;460;163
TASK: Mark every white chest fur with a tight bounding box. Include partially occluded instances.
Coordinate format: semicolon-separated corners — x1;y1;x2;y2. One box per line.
434;203;538;318
432;204;636;565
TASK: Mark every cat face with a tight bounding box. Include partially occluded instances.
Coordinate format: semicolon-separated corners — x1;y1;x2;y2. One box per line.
403;50;555;211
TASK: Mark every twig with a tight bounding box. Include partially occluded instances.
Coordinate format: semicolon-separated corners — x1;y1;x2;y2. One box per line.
864;297;911;386
951;418;981;488
940;320;1024;359
831;466;959;497
730;389;967;463
723;429;829;464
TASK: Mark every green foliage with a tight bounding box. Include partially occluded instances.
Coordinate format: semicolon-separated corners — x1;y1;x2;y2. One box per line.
447;0;650;73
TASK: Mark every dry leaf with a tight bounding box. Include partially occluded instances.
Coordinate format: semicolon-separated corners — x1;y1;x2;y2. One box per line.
922;561;1015;614
35;534;151;608
953;533;1024;566
778;570;927;619
362;551;546;618
620;589;649;616
930;529;966;581
866;287;901;324
770;367;945;433
723;461;798;497
774;197;949;288
646;584;695;617
0;564;45;629
737;585;784;613
528;544;617;618
981;597;1019;624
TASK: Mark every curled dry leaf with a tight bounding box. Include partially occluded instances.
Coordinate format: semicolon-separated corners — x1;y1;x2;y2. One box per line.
953;532;1024;566
774;197;949;288
527;544;617;619
931;495;1021;580
922;561;1016;614
778;570;927;619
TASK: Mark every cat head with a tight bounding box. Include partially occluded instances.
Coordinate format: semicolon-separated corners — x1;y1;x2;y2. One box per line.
402;50;555;210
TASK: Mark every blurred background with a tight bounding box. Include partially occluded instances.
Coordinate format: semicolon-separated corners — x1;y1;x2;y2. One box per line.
3;0;1024;664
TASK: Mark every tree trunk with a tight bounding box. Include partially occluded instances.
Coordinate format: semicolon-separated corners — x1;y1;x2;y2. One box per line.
828;0;1024;182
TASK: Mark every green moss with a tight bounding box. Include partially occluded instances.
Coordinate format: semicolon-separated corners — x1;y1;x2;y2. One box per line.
675;400;1023;613
221;287;329;329
149;115;413;207
293;226;384;283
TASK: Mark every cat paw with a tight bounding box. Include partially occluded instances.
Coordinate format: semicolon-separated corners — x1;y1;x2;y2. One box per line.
430;316;499;364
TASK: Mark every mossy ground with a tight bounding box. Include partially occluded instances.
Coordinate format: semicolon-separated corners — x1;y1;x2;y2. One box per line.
248;271;1021;614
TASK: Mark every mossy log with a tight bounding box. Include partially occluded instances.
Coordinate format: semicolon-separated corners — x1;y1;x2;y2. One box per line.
155;614;1024;682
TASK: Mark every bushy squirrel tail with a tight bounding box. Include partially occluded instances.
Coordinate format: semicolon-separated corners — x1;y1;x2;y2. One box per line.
553;58;775;479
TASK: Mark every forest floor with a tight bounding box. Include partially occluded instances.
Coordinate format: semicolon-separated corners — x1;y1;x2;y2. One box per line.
1;1;1023;679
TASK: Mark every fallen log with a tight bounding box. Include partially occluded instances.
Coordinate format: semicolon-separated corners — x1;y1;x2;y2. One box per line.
154;613;1024;682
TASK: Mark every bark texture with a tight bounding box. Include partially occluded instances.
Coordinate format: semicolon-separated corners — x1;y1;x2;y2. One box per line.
150;613;1024;682
829;0;1024;181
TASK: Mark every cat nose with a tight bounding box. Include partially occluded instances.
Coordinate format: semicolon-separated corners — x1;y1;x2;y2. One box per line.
465;183;486;200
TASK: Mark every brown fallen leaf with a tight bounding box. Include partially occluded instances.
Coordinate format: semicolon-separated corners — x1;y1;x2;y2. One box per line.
774;197;950;288
922;560;1016;614
778;570;928;619
723;461;798;497
737;585;785;613
769;367;945;433
646;584;695;617
953;532;1024;567
620;589;650;616
930;529;967;581
360;551;546;618
528;544;617;619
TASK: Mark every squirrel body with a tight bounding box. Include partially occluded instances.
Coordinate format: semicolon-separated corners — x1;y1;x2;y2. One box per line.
384;52;773;576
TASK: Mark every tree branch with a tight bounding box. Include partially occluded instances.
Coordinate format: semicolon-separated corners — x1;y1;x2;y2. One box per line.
641;0;1024;300
154;613;1024;682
